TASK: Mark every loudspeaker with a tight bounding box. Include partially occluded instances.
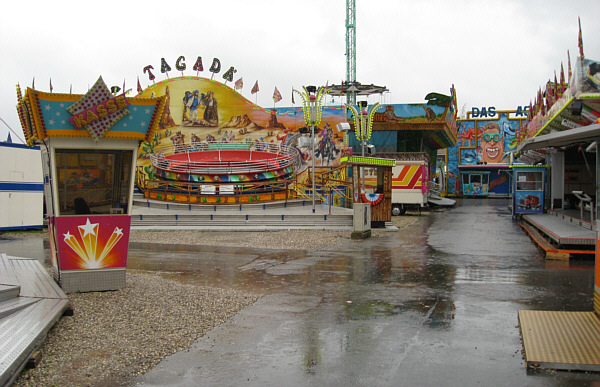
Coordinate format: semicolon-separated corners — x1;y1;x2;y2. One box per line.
572;100;583;116
366;144;376;155
336;122;351;132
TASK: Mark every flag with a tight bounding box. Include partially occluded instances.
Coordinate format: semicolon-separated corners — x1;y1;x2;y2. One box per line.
560;63;566;93
70;84;72;94
234;77;243;90
137;76;143;94
6;133;12;143
123;79;126;95
291;87;295;104
578;17;584;60
49;78;53;93
273;87;282;103
251;80;259;94
568;50;573;82
32;77;35;90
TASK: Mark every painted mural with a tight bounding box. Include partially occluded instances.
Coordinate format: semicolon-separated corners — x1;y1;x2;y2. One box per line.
136;76;454;181
446;110;526;196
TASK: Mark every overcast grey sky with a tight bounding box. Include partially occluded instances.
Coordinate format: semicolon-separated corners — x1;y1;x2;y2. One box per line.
1;0;598;143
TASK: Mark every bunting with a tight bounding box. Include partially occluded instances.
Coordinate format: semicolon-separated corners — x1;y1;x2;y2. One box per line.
578;17;584;60
49;78;53;93
234;77;243;90
272;87;282;103
251;80;259;94
137;76;143;94
291;87;295;104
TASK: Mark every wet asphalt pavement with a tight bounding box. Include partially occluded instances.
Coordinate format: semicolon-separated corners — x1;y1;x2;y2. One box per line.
3;198;600;386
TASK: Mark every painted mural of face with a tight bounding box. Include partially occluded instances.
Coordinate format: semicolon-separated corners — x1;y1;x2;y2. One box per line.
481;122;504;163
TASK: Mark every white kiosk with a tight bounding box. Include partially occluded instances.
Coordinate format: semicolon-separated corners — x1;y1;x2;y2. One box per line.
17;77;166;292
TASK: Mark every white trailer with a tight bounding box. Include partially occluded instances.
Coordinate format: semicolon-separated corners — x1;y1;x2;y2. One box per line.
0;143;43;230
390;158;429;215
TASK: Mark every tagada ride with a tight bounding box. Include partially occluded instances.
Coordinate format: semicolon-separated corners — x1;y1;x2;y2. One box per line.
140;140;304;204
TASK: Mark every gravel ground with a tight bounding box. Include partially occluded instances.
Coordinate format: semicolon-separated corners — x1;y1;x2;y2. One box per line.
9;215;422;387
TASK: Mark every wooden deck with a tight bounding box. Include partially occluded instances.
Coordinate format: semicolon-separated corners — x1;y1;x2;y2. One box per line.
0;253;70;386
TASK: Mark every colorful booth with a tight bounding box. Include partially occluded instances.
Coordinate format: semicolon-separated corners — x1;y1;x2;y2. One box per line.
16;77;166;292
511;165;546;216
341;155;395;227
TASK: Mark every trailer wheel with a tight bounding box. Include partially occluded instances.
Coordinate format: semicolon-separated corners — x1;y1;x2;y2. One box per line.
392;204;405;216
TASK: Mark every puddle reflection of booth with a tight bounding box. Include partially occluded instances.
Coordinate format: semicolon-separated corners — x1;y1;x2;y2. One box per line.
17;78;166;292
341;156;395;227
511;165;546;216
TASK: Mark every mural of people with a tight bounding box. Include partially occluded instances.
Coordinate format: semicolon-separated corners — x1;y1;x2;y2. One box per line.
203;91;218;126
479;122;504;163
187;90;202;125
182;91;192;123
316;123;340;165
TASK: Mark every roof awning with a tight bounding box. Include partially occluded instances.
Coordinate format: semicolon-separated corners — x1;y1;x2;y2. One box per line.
517;123;600;152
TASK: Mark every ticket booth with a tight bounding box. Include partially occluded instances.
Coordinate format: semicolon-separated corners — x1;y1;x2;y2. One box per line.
341;156;395;227
17;77;166;292
512;165;546;216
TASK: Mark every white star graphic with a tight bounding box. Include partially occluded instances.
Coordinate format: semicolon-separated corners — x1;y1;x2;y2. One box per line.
63;231;74;241
49;120;55;125
45;104;51;111
123;123;127;127
80;218;98;237
145;108;151;114
140;121;146;127
56;111;61;116
133;106;138;111
114;227;123;236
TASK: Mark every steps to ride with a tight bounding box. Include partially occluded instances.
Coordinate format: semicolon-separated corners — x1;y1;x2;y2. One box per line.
131;197;354;231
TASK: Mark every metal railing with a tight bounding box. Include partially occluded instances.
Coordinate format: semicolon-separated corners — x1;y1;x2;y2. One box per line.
150;141;301;176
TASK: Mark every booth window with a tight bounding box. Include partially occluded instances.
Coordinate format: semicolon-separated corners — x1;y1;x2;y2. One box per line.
462;173;489;186
55;149;133;215
516;171;543;191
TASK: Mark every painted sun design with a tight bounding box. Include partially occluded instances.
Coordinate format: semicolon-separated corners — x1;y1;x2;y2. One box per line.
63;218;124;269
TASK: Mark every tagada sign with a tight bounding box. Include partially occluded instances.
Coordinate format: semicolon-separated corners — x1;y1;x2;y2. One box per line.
67;76;130;141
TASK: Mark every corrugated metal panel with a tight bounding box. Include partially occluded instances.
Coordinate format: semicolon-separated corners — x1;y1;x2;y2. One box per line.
7;257;67;299
0;253;69;386
0;254;18;286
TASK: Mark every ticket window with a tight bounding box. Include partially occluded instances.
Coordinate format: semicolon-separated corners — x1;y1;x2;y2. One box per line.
55;149;133;215
516;171;543;191
462;172;489;196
